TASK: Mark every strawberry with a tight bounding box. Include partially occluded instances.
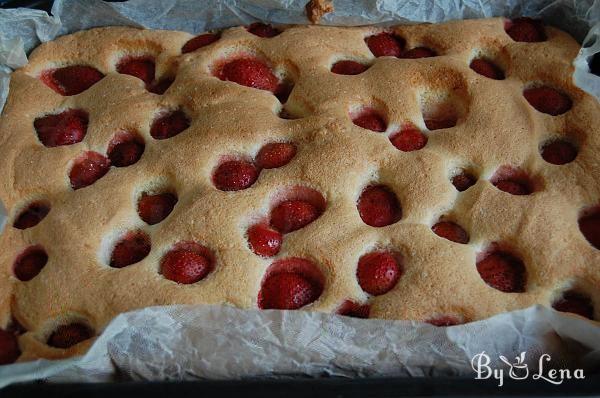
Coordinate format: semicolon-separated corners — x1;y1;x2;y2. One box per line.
150;110;190;140
352;110;387;132
213;160;259;191
47;323;93;349
579;209;600;250
476;251;526;293
401;47;436;59
14;246;48;282
34;109;88;147
247;224;282;257
270;200;320;233
390;125;427;151
137;193;177;225
426;315;461;327
523;87;572;116
42;65;104;96
432;221;469;244
357;185;402;227
219;58;279;92
256;142;296;169
336;300;370;319
110;231;151;268
469;58;505;80
365;33;404;58
357;252;401;296
552;291;594;319
13;202;50;230
452;172;477;192
541;140;577;165
116;56;155;85
274;82;293;103
331;60;368;75
181;33;220;53
258;272;320;309
161;249;212;284
147;77;174;95
494;180;531;195
505;18;546;42
108;136;144;168
424;116;456;130
69;151;111;190
0;329;20;364
247;23;281;38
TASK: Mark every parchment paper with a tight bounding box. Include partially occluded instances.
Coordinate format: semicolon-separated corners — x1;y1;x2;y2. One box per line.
0;0;599;387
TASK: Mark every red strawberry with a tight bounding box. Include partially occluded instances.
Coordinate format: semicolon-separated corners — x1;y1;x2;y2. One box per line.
390;125;427;151
258;272;320;310
161;249;212;284
270;200;320;233
476;251;526;293
432;221;469;244
13;202;50;229
34;109;88;147
357;185;402;227
541;140;577;165
352;110;387;132
69;151;111;190
505;18;546;42
247;23;281;38
181;33;220;53
150;110;190;140
469;58;505;80
148;77;174;95
0;329;20;364
219;58;279;92
424;116;456;130
523;87;572;116
552;291;594;319
365;33;404;57
401;47;436;59
107;134;145;167
13;246;48;282
579;209;600;250
274;82;293;103
357;252;401;296
137;193;177;225
116;56;155;85
42;65;104;96
47;323;93;349
426;315;461;327
331;60;368;75
256;142;296;169
248;224;282;257
110;231;151;268
213;160;259;191
493;180;531;195
336;300;370;319
452;172;477;192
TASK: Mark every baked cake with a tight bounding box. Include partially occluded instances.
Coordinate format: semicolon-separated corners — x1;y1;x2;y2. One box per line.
0;18;598;363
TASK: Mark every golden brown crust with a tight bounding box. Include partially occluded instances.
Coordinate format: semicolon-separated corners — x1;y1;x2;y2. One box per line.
305;0;334;24
0;19;598;361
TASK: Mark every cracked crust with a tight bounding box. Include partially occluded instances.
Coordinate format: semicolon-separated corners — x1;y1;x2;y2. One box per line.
0;19;599;360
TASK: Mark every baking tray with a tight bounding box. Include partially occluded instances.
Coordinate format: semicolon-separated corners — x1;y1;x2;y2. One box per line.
1;376;599;397
1;0;599;396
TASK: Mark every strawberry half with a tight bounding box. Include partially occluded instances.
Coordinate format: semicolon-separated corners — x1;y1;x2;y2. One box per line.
258;272;320;310
357;252;402;296
161;249;212;284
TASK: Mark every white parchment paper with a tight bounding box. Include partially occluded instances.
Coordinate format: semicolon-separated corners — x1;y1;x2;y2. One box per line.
0;0;599;387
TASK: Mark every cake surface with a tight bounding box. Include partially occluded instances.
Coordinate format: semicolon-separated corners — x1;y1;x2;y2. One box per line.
0;18;599;362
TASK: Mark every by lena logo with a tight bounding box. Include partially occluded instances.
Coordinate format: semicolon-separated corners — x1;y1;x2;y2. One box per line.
471;351;585;386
